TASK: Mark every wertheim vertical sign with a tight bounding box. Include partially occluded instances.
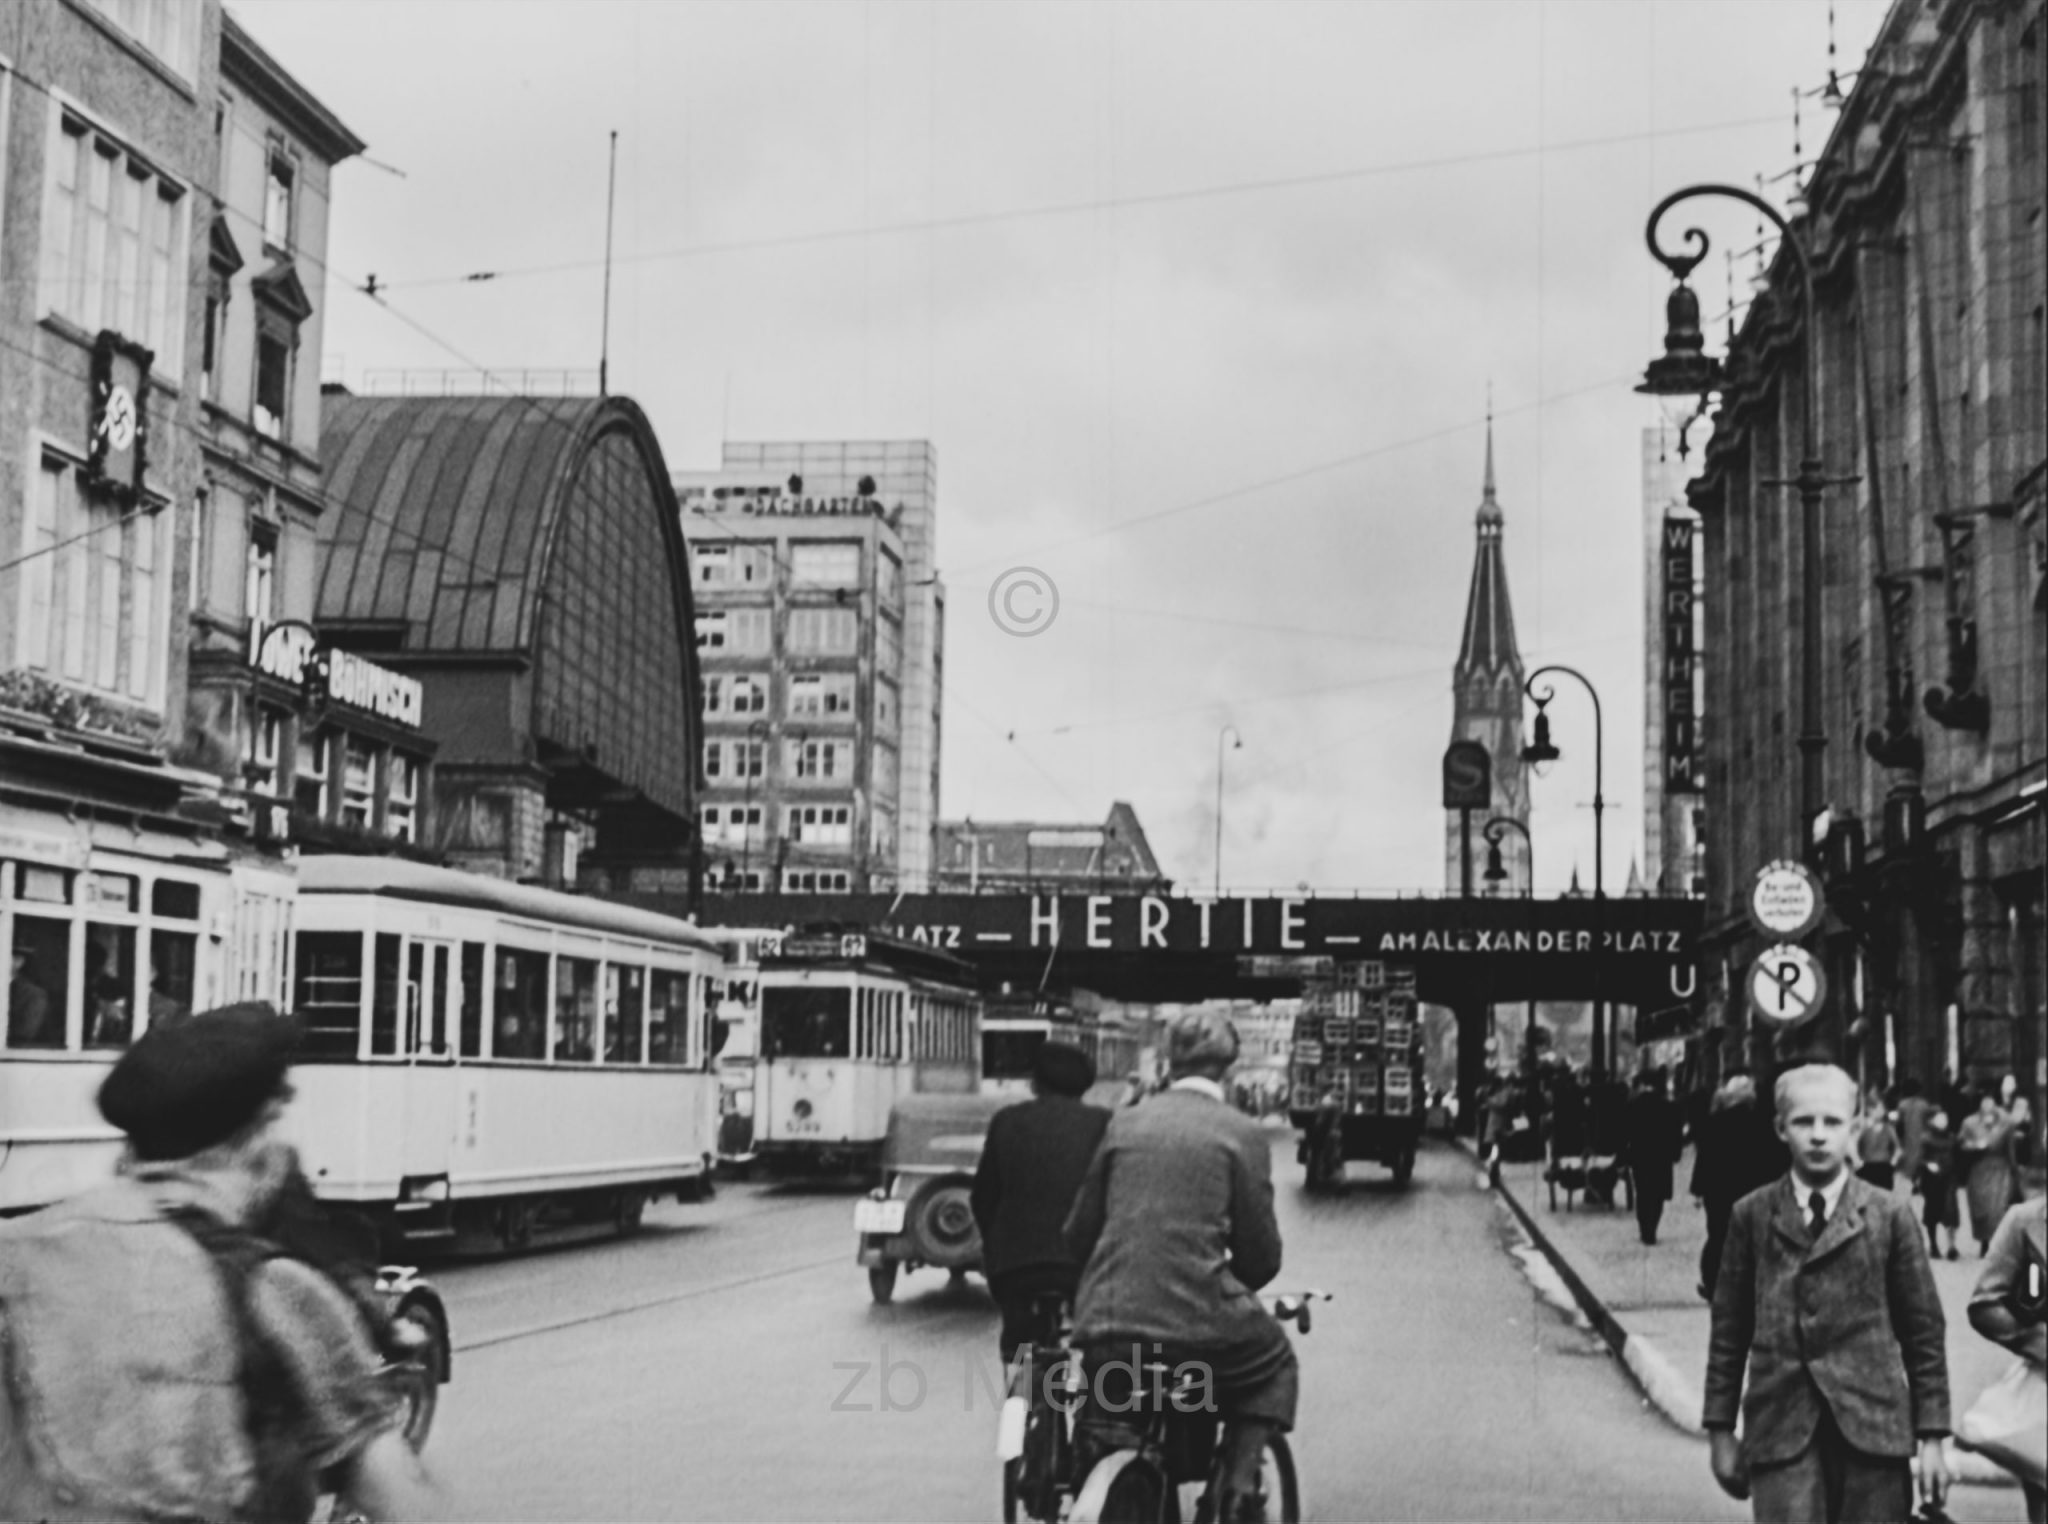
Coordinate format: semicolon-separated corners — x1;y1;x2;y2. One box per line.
1663;512;1700;792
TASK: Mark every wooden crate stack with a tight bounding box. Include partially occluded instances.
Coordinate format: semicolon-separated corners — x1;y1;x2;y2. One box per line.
1290;960;1422;1115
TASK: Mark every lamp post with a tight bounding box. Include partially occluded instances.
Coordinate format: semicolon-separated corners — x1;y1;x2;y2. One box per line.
738;717;771;891
1214;724;1242;898
1639;184;1837;858
1521;665;1606;1081
1481;816;1533;896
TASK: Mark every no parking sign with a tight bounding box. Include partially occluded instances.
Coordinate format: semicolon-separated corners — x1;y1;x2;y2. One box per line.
1747;944;1827;1029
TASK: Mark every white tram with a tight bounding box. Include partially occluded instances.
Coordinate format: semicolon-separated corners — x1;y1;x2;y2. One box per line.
285;856;725;1249
754;928;980;1177
980;991;1145;1103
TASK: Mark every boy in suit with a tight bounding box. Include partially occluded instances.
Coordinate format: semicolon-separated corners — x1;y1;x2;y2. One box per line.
1705;1063;1951;1523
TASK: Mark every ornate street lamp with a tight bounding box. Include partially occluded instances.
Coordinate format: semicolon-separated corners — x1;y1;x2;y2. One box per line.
1640;184;1843;859
1482;816;1533;895
1520;665;1607;1081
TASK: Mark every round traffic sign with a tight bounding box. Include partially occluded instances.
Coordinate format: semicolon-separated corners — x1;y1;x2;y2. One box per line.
1748;860;1825;940
1746;943;1828;1029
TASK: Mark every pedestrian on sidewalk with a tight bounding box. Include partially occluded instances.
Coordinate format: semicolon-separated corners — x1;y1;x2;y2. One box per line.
1692;1071;1788;1301
1960;1093;2022;1258
1963;1195;2047;1522
1703;1063;1951;1524
1895;1078;1932;1197
1623;1067;1683;1246
1920;1108;1962;1260
1855;1087;1903;1194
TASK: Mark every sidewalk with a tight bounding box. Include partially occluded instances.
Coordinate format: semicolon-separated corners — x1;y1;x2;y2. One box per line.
1479;1141;2030;1490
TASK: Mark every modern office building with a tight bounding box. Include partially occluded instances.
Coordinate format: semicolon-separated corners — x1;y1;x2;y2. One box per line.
933;802;1169;894
675;442;945;894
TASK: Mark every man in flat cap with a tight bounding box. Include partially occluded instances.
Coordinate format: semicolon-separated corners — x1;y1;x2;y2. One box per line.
972;1041;1113;1362
1065;1009;1294;1523
0;1002;434;1523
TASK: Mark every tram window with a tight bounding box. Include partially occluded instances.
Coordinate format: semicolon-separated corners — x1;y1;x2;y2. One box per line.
370;935;401;1056
83;925;137;1049
147;928;196;1028
555;957;599;1061
294;931;363;1059
983;1028;1044;1082
495;948;549;1060
648;970;688;1063
763;986;851;1059
6;916;70;1049
611;964;645;1063
459;943;485;1058
150;880;201;919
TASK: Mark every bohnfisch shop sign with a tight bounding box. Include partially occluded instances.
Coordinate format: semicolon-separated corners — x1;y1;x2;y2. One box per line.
250;621;424;730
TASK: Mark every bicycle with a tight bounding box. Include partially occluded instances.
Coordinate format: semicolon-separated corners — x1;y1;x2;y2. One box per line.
1001;1291;1326;1524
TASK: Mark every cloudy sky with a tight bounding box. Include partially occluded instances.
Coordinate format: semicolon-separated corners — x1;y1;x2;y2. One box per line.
237;0;1889;896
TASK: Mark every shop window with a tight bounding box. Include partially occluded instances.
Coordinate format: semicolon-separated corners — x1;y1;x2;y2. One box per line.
295;729;329;818
555;956;599;1061
294;930;363;1059
495;947;549;1060
386;753;419;843
648;969;689;1064
341;736;376;829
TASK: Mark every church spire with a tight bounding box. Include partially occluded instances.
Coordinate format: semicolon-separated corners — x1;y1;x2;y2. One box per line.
1456;416;1520;676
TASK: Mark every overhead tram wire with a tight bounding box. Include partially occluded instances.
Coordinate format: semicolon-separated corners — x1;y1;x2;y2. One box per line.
380;111;1796;292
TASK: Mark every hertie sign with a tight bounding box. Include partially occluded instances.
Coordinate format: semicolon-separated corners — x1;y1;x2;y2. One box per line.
1747;859;1824;941
1747;943;1827;1029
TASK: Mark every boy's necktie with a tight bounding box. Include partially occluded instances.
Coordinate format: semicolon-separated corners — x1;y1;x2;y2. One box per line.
1808;1190;1827;1237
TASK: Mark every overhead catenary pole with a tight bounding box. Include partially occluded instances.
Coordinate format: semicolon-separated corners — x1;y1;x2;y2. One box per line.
600;130;618;396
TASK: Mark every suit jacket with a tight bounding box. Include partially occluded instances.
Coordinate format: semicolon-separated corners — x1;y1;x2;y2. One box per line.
1062;1087;1283;1349
1704;1172;1951;1464
969;1094;1112;1281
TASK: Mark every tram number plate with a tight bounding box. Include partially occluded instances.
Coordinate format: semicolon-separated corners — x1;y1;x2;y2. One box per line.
855;1199;906;1235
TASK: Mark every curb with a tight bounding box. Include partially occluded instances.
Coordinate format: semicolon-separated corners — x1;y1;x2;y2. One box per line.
1461;1139;2017;1489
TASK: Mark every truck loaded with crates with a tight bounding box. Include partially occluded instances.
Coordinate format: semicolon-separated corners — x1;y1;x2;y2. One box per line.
1288;960;1425;1188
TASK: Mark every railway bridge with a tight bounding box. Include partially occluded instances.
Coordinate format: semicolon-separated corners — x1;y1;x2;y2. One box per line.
631;890;1705;1121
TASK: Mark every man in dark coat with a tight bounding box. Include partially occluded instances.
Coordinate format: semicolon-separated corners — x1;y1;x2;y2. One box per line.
970;1042;1111;1362
1692;1069;1790;1299
1065;1011;1292;1523
1624;1068;1685;1245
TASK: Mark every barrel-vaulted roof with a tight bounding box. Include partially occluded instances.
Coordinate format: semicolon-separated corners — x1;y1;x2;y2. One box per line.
316;393;701;819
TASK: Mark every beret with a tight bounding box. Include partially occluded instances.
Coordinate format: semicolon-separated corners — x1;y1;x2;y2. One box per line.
1032;1041;1096;1098
98;1002;299;1161
1167;1010;1240;1073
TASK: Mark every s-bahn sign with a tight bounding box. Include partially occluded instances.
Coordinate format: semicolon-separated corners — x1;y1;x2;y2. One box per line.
686;892;1704;1008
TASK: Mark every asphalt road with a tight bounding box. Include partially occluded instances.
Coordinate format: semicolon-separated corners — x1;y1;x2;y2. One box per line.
413;1136;2025;1522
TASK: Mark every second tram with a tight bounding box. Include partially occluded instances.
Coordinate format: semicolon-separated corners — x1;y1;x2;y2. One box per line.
754;928;980;1177
286;856;727;1249
980;991;1144;1104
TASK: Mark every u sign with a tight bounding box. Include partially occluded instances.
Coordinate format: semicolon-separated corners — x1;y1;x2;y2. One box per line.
1746;944;1827;1029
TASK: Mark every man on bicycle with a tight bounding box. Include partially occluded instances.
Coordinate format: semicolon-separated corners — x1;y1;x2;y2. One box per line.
971;1041;1113;1362
1063;1010;1295;1522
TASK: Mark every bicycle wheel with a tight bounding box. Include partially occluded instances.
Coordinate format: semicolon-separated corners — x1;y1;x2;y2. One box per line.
1103;1456;1176;1524
1201;1435;1299;1524
1003;1458;1022;1524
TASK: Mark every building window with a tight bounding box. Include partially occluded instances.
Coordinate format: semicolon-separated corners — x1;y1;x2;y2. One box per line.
294;728;329;818
703;739;723;780
17;455;166;706
782;869;852;893
386;753;419;842
715;867;767;893
263;150;294;251
84;0;200;79
729;675;769;713
871;745;898;798
876;680;897;730
876;617;901;676
702;804;763;844
694;544;731;584
253;328;291;440
41;114;186;368
244;706;285;796
790;543;860;585
786;608;858;654
787;804;852;846
791;739;851;781
878;552;901;605
341;736;376;828
789;673;855;719
245;523;275;640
